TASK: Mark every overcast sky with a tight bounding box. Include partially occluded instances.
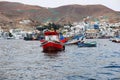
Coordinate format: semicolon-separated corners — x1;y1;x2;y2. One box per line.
1;0;120;11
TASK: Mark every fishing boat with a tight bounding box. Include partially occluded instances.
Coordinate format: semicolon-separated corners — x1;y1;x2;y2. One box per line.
78;41;97;47
65;34;85;45
59;33;68;43
9;29;26;39
111;36;120;43
41;31;65;52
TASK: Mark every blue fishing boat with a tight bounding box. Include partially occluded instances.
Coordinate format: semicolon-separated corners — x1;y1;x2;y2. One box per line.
78;41;97;47
59;33;68;43
65;34;85;45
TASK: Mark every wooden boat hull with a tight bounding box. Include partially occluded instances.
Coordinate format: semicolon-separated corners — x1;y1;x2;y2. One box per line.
65;40;81;45
78;41;97;47
111;37;120;43
65;35;85;45
42;41;65;52
112;40;120;43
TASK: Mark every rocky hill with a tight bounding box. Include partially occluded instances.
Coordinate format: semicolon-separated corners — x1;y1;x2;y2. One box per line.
52;4;119;23
0;1;120;29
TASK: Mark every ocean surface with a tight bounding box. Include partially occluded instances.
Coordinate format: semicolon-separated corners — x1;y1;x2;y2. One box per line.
0;39;120;80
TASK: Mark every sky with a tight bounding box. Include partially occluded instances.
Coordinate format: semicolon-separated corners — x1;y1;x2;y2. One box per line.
1;0;120;11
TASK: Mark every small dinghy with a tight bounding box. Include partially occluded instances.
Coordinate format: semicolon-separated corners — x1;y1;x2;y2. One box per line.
78;41;97;47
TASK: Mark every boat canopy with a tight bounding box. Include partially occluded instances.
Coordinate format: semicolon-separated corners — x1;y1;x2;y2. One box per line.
44;31;58;35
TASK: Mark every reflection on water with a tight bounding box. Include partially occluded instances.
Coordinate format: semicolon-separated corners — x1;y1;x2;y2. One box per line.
43;51;62;58
0;39;120;80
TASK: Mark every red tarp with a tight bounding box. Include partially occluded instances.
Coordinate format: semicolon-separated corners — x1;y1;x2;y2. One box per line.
44;31;58;35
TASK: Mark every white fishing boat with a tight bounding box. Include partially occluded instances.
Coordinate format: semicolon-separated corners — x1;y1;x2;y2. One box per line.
111;36;120;43
9;29;26;39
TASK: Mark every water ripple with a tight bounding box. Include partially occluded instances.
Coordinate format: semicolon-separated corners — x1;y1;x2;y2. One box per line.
103;65;120;68
0;39;120;80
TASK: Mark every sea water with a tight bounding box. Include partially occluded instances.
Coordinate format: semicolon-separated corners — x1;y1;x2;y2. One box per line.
0;39;120;80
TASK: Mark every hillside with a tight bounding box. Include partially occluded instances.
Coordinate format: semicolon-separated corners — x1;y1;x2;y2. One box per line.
0;1;120;29
0;1;52;21
51;4;119;23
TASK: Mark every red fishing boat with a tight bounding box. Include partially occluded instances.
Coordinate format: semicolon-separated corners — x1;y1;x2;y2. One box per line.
41;31;65;52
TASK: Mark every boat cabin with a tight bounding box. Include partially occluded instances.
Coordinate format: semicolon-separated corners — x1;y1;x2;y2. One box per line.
44;31;59;41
